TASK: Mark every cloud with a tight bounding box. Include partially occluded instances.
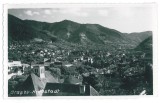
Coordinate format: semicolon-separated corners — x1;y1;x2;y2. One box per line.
44;9;52;15
111;7;135;18
24;10;33;16
33;11;40;15
43;15;46;18
60;8;89;17
52;9;59;13
19;14;22;17
24;10;40;16
98;10;109;17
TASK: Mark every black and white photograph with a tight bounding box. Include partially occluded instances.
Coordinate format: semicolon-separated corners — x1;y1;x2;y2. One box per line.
5;4;156;97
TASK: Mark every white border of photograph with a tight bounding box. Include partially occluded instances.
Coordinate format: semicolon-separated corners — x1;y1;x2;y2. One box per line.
3;3;158;100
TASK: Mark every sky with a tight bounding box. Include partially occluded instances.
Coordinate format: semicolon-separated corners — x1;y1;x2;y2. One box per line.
8;5;155;33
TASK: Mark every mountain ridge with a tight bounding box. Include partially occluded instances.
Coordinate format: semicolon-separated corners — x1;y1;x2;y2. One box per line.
8;14;152;49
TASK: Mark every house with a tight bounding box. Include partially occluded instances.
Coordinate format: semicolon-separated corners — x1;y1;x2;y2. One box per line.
9;66;59;96
32;65;45;79
9;63;99;96
22;63;30;72
10;73;45;96
54;61;62;67
8;61;24;79
62;61;73;68
42;83;99;96
63;75;82;85
8;61;22;72
64;64;73;67
8;73;17;80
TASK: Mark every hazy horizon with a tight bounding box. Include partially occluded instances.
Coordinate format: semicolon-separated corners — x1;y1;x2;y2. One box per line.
8;6;155;33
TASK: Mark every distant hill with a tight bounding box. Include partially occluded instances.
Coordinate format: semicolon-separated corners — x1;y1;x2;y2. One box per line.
8;15;54;42
135;36;152;61
23;18;125;44
8;14;152;49
123;31;152;46
135;36;152;51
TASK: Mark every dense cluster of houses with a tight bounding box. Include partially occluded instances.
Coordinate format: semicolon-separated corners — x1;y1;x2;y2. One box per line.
8;41;152;96
8;58;99;96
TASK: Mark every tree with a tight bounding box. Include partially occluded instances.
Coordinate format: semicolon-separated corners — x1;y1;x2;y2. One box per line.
50;67;61;78
51;37;57;42
83;74;99;87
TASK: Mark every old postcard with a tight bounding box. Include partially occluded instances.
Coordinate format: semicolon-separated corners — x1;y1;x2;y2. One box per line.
3;3;157;97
